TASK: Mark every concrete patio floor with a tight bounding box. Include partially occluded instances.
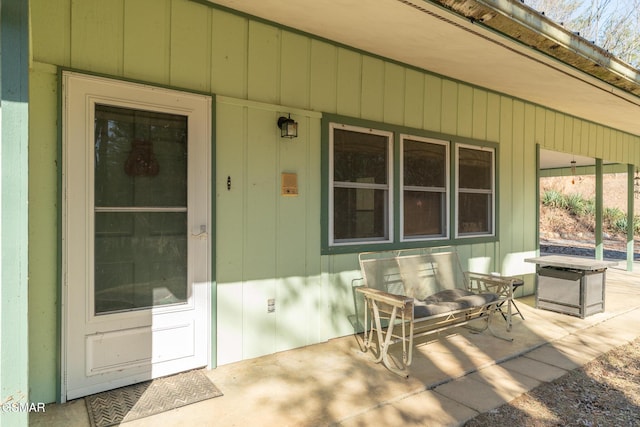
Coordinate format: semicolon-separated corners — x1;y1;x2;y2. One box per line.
31;264;640;427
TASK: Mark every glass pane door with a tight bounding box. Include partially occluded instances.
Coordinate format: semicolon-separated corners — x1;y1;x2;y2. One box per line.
94;105;189;315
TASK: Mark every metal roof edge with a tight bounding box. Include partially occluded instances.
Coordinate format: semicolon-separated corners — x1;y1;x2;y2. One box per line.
429;0;640;97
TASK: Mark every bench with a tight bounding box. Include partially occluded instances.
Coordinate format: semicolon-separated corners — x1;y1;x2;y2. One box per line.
356;247;517;377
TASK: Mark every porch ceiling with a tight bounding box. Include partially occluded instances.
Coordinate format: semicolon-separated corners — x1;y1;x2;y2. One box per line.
207;0;640;142
539;150;599;170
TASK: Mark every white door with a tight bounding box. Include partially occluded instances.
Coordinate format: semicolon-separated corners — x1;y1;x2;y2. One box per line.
62;72;211;400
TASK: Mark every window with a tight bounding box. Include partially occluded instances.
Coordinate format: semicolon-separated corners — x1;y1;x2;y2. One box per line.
325;117;497;251
329;124;393;244
456;144;495;237
401;135;448;240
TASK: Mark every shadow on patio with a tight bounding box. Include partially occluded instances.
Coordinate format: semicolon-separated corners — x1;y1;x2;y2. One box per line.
31;264;640;427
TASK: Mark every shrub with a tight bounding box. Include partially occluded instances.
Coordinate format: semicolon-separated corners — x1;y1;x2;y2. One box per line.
582;198;596;216
613;217;628;234
565;193;587;216
541;189;640;237
610;215;640;235
603;207;626;234
604;206;625;220
541;190;566;209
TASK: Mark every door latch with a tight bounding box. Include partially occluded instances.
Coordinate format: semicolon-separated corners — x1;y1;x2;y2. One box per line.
192;225;208;239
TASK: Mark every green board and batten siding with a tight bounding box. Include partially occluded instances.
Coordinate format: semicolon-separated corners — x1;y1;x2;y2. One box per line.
28;0;640;403
215;98;324;364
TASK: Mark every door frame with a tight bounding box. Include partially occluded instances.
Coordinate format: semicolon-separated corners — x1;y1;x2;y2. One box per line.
60;71;214;402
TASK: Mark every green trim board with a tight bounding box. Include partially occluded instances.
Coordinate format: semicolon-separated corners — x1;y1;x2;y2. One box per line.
56;67;64;403
1;0;30;425
539;163;630;177
217;95;323;118
210;94;218;370
23;62;60;405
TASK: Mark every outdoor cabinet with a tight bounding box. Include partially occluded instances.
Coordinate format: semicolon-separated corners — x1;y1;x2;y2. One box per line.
526;256;617;319
535;266;606;318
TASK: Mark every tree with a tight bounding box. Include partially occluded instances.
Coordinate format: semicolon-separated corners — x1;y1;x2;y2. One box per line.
524;0;640;68
525;0;582;25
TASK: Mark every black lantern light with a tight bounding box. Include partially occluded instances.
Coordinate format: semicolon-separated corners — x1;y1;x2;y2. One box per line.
277;114;298;139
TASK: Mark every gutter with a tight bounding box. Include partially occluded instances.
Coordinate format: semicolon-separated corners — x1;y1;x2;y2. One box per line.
430;0;640;97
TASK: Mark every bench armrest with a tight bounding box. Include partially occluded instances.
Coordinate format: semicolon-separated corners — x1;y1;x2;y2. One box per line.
466;272;515;299
356;286;413;308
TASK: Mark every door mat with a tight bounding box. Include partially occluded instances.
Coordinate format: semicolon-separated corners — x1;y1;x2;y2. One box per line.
85;370;223;427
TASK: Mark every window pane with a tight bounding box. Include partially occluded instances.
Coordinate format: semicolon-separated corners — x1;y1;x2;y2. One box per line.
458;193;491;234
334;128;388;184
459;147;492;190
94;212;187;314
404;191;445;237
404;139;446;187
334;187;388;240
95;105;188;207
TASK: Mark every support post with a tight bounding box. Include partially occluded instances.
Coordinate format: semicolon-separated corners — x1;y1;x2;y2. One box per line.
1;0;30;426
628;164;636;271
535;144;540;256
595;159;603;260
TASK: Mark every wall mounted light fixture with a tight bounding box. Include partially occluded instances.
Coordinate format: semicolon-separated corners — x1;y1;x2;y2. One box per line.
277;114;298;138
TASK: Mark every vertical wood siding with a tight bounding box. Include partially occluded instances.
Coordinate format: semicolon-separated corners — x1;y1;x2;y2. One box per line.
215;99;323;364
28;0;640;400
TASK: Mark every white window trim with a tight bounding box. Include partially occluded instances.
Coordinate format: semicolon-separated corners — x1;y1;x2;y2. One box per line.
455;143;496;238
329;122;394;246
400;134;450;242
